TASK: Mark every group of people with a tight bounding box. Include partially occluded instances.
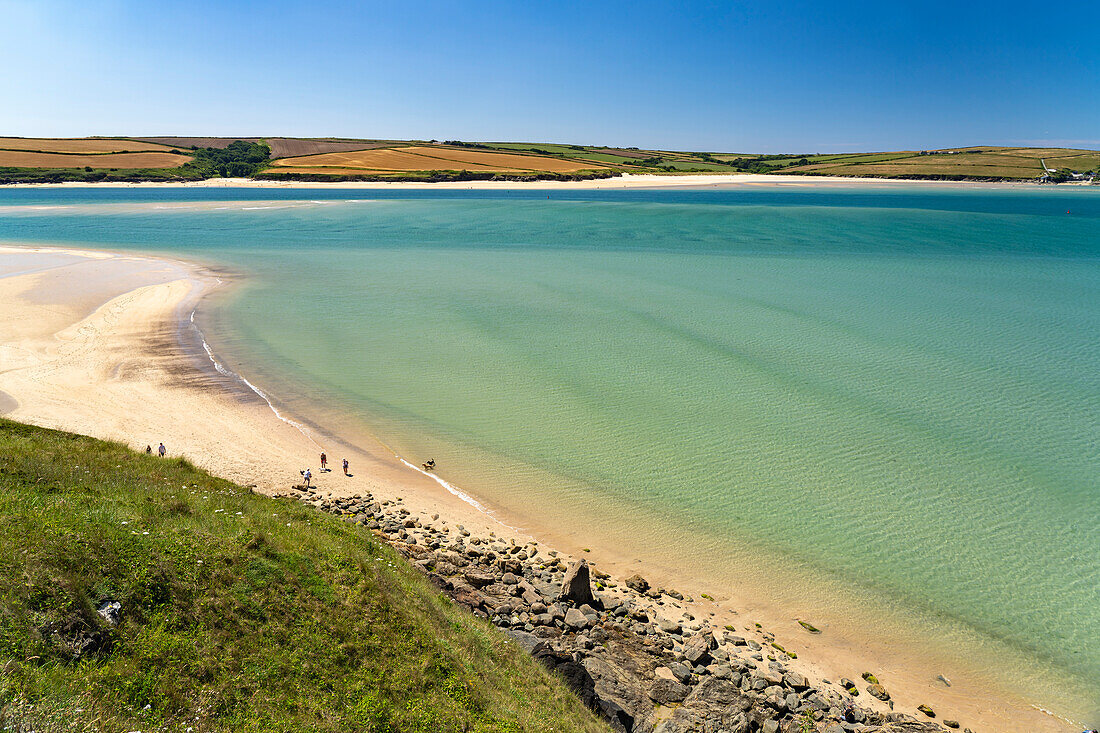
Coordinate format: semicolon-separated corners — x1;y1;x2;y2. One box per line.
145;442;167;457
301;451;350;487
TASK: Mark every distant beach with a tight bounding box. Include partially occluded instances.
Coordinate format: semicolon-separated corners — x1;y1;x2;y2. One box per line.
4;172;1070;190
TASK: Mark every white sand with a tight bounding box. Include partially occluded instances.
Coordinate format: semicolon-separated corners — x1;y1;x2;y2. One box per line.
8;172;1044;190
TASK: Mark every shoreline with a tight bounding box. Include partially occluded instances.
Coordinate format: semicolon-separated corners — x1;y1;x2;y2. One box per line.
0;243;1081;732
3;172;1087;190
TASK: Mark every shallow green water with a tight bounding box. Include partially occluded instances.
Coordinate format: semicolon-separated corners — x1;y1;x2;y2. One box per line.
1;187;1097;723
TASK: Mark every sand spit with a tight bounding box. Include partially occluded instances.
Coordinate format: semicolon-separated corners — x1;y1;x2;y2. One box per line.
0;245;1074;732
5;172;1059;190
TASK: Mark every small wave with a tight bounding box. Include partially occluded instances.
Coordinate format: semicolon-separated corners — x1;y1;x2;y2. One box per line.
396;457;522;532
1029;703;1085;728
187;302;518;533
189;308;321;449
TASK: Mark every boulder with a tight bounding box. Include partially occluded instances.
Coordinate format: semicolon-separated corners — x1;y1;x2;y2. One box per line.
560;559;596;606
682;630;717;666
658;617;682;634
463;570;495;588
625;574;650;593
867;683;890;701
648;678;690;704
917;704;935;717
564;607;590;630
784;671;809;690
667;661;692;683
654;666;677;681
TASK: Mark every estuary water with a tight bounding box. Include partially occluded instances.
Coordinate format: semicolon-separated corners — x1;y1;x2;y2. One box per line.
0;185;1097;723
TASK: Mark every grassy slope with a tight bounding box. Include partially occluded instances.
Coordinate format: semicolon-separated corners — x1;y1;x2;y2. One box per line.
776;147;1100;179
0;418;606;733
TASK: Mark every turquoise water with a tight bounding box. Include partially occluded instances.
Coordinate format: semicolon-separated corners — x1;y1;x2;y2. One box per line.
1;186;1097;722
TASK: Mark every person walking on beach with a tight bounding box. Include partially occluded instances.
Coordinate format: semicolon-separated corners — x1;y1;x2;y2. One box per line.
320;452;327;471
158;442;166;457
303;468;312;488
145;445;152;455
342;458;349;476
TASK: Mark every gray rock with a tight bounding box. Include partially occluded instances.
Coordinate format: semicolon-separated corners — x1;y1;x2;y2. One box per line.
560;559;596;606
501;572;519;585
564;607;590;630
658;617;682;634
760;668;784;686
705;663;733;679
503;628;539;654
625;574;650;593
682;630;717;665
784;671;809;690
668;661;692;683
648;678;690;704
463;570;495;588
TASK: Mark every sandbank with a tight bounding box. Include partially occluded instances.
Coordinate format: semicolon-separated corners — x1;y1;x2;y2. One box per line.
5;172;1056;190
0;244;1076;732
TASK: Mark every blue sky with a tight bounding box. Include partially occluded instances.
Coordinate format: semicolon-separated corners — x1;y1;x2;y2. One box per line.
1;0;1097;152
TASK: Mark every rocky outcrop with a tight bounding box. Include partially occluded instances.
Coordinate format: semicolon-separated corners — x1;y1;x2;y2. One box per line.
560;559;596;606
282;485;957;733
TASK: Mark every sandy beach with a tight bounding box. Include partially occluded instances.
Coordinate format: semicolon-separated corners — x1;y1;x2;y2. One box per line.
0;244;1075;732
5;172;1058;190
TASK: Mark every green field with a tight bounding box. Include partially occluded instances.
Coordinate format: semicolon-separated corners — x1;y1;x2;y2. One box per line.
0;418;605;733
777;147;1100;180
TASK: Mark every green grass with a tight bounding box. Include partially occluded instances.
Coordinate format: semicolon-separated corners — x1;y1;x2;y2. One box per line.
0;167;204;184
0;418;606;733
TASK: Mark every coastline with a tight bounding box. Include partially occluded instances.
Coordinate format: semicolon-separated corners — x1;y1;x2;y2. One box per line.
2;172;1076;190
0;243;1080;732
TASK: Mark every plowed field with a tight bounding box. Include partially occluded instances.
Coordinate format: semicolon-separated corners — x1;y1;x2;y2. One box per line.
267;139;395;158
134;137;264;149
272;146;602;172
0;151;189;169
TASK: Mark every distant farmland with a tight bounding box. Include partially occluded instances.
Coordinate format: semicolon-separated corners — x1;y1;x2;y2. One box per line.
0;136;1095;183
0;137;184;154
777;147;1100;179
134;137;399;159
0;150;189;169
270;146;606;173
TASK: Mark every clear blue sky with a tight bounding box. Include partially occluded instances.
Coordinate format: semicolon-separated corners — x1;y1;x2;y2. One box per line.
2;0;1097;152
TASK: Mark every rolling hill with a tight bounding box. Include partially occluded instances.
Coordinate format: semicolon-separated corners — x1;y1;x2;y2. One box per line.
0;136;1096;183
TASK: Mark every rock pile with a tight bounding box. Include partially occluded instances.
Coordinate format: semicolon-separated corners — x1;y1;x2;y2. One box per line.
284;485;960;733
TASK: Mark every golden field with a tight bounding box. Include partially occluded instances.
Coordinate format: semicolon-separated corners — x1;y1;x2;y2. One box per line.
0;137;182;154
0;150;189;169
272;146;604;173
